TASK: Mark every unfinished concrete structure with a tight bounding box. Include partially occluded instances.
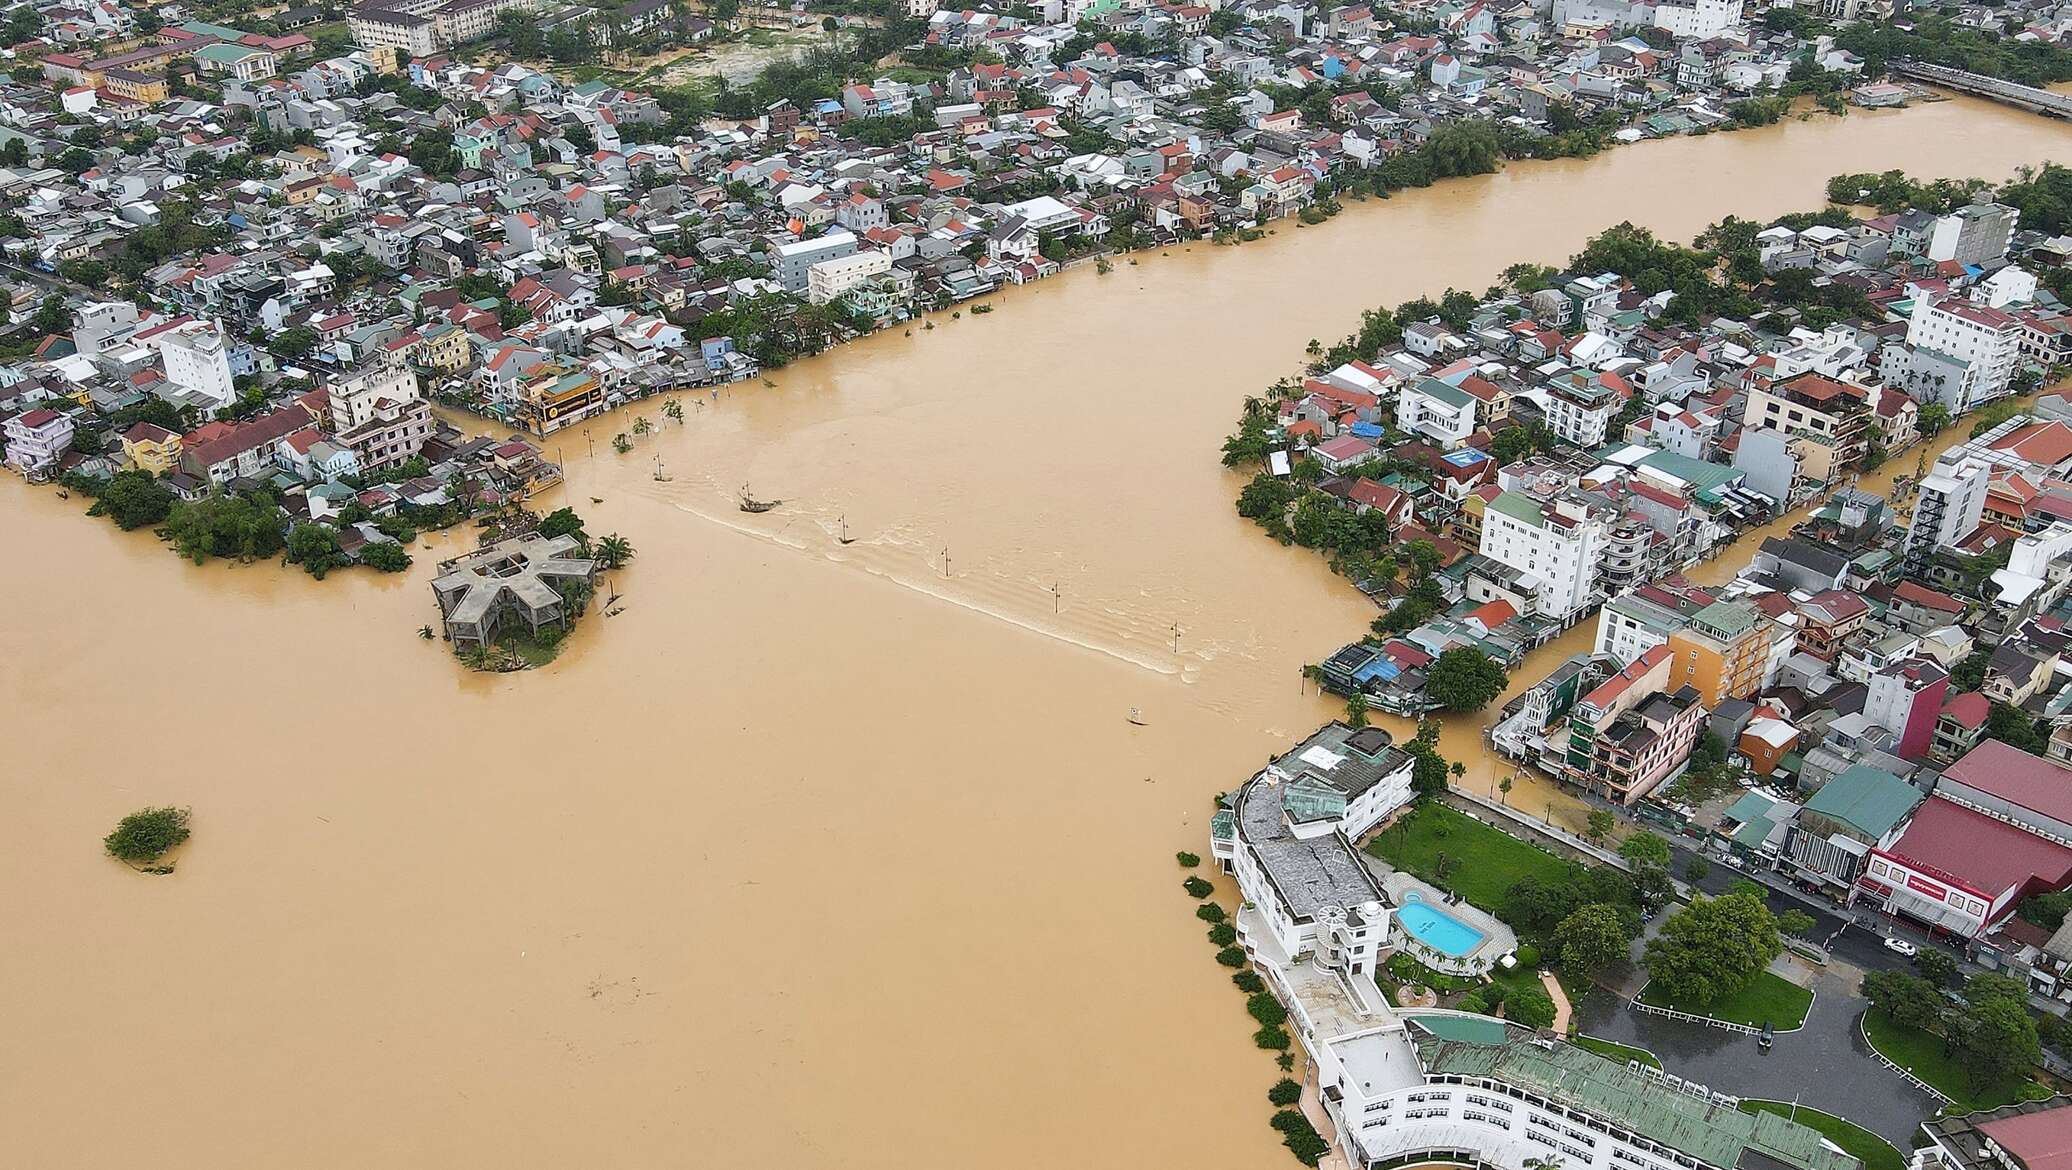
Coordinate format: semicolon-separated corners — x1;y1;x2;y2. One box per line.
431;534;597;652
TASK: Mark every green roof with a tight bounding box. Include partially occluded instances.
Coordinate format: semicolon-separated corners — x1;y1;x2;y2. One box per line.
1638;448;1742;495
1416;376;1474;410
1802;764;1922;838
1692;599;1758;640
1721;791;1778;826
1487;490;1546;529
195;43;264;62
1409;1021;1860;1170
180;20;250;39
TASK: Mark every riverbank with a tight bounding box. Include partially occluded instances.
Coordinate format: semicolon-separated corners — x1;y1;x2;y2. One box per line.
3;96;2066;1170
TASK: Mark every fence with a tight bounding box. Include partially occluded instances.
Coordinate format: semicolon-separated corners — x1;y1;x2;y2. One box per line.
1857;1014;1954;1103
1447;790;1630;872
1627;997;1762;1037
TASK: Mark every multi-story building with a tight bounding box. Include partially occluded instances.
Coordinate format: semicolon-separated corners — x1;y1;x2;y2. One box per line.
1901;298;2024;410
1653;0;1742;38
1663;599;1764;709
1395;377;1478;449
1572;681;1706;804
806;249;892;305
346;6;440;55
1863;657;1951;760
119;422;182;475
1926;201;2017;267
144;319;238;416
1904;454;1992;573
514;360;603;435
1543;379;1620;448
769;230;859;294
4;408;76;476
1743;372;1871;488
1209;723;1411;976
1477;490;1609;621
1863;741;2072;938
1781;763;1923;897
1317;1015;1855;1170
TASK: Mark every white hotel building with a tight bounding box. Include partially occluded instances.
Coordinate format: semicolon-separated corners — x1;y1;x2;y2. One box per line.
1210;725;1859;1170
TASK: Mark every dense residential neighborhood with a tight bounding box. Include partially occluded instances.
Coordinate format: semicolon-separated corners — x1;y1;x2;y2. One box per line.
12;0;2072;1163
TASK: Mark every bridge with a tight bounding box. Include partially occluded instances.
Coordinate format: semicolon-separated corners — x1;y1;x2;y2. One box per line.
1888;59;2072;119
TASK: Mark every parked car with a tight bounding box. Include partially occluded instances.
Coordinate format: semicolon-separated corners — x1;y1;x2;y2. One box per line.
1884;936;1919;958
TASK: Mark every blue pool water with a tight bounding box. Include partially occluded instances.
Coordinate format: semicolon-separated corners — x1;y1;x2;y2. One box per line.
1396;893;1487;958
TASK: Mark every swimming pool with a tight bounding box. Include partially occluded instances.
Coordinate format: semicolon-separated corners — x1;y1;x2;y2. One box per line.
1395;892;1487;958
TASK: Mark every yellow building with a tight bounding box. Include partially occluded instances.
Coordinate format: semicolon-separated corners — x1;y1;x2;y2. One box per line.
415;323;472;373
515;362;603;435
119;421;183;475
1665;600;1767;710
101;68;170;104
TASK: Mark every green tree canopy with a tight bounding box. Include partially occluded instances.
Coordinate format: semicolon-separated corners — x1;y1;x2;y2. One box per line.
1642;892;1783;1008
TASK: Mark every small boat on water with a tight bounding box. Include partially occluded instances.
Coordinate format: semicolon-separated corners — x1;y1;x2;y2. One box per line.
739;482;781;513
652;454;672;482
1127;707;1147;726
837;514;856;545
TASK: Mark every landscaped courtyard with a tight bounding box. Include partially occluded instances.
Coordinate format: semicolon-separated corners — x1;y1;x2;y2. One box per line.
1363;803;1573;912
1861;1008;2045;1114
1638;970;1813;1030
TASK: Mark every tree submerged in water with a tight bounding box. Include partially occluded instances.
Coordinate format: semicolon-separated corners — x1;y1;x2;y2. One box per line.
105;806;190;871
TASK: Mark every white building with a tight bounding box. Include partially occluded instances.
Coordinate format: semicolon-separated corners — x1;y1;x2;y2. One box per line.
1903;453;1992;572
769;230;859;293
1926;202;2017;266
328;359;432;470
1544;381;1620;449
1396;377;1477;449
1478;491;1608;621
1653;0;1743;38
1594;590;1686;665
1902;298;2023;410
806;249;893;305
3;408;75;475
1210;723;1412;977
148;319;239;415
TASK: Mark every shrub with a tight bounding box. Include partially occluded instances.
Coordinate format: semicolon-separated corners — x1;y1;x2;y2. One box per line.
1208;923;1237;946
1247;992;1288;1027
1232;970;1265;993
1482;982;1509;1007
1215;945;1248;967
1514;944;1541;967
1268;1078;1302;1106
361;541;412;572
1253;1024;1291;1049
1457;992;1490;1015
104;806;190;863
1176;850;1201;867
535;626;564;648
1196;902;1226;924
1505;982;1558;1029
1183;876;1214;898
1272;1109;1330;1166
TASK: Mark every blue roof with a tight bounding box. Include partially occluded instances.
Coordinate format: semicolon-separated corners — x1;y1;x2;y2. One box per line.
1350;421;1384;439
1352;658;1400;684
1442;449;1489;467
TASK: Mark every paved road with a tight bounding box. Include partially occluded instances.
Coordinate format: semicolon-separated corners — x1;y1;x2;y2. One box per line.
1573;972;1940;1146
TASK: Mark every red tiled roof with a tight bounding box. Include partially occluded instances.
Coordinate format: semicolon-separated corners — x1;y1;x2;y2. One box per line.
1977;1107;2072;1170
1885;796;2072;902
1944;740;2072;823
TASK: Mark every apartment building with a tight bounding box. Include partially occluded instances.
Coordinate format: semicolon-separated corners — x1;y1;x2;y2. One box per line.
1743;372;1871;488
1478;490;1610;621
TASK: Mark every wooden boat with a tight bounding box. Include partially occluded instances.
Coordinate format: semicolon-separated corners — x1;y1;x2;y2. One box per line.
1127;707;1147;726
837;514;856;545
739;483;780;513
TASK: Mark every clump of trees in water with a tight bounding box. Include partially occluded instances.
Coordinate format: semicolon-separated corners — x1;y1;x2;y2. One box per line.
105;806;190;873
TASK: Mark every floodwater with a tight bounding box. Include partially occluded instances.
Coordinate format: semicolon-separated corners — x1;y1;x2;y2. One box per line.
3;97;2065;1168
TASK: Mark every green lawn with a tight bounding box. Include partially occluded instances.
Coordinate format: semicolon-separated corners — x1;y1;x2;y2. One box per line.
1573;1035;1661;1069
1861;1008;2039;1113
1638;970;1812;1030
1738;1101;1902;1170
1364;803;1573;911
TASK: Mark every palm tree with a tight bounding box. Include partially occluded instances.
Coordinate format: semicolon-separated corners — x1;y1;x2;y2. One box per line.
1449;761;1466;783
594;533;634;570
1498;773;1514;806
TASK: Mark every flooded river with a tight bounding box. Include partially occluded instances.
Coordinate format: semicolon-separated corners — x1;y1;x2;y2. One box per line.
3;96;2066;1168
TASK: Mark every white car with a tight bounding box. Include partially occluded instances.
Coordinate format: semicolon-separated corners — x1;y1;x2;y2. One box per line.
1883;936;1919;958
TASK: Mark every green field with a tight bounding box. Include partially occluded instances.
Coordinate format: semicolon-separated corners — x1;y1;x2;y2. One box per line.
1738;1101;1903;1170
1574;1035;1661;1068
1638;970;1813;1030
1861;1008;2039;1113
1363;803;1572;911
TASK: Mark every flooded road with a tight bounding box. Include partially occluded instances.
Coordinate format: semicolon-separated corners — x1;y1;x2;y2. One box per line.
2;96;2066;1168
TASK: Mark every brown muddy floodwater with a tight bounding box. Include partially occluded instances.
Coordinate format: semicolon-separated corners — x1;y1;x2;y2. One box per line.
3;96;2067;1169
